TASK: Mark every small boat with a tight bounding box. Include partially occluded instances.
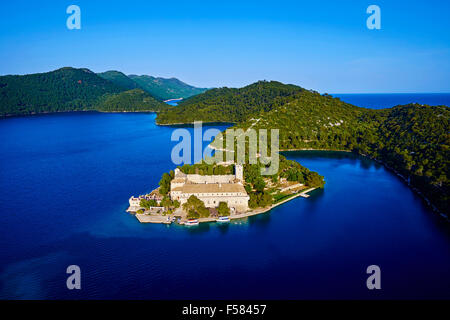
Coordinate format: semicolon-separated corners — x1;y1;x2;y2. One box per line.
217;216;230;222
185;219;199;226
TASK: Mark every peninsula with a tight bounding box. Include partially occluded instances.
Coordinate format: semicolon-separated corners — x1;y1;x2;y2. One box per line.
155;81;449;218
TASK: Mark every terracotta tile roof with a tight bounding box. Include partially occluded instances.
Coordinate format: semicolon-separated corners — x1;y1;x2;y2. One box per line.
172;183;246;194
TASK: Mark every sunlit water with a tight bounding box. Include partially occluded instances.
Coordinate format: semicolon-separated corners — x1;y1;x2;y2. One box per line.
0;112;448;299
333;93;450;109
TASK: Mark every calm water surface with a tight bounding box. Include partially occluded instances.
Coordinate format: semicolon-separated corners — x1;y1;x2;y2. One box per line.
333;93;450;109
0;112;449;299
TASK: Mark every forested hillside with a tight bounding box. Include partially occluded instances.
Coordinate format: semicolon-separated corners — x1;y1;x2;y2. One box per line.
0;68;172;116
159;81;449;216
0;67;124;116
156;81;305;124
0;68;205;116
230;92;449;214
95;89;167;112
128;75;207;100
97;70;140;91
369;105;449;214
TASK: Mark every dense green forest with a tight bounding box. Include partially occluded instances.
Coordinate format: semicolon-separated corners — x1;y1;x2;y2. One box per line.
156;81;305;124
230;93;449;214
97;70;140;91
0;67;125;116
98;71;208;100
95;89;167;112
178;162;235;175
0;67;206;116
156;81;449;216
243;156;325;209
128;74;208;100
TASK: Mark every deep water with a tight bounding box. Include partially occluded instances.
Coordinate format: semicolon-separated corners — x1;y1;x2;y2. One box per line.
333;93;450;109
0;112;449;299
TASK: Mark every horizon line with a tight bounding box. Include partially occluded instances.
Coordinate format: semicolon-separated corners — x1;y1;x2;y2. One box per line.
1;67;449;95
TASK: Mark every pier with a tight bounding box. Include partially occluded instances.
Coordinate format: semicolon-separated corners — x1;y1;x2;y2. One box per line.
132;187;317;225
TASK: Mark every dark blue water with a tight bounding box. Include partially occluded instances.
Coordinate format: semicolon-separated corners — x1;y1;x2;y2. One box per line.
165;98;183;106
333;93;450;109
164;94;450;109
0;112;449;299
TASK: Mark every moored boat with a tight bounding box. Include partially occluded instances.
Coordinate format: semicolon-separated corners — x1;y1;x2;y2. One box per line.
185;219;199;226
217;216;230;222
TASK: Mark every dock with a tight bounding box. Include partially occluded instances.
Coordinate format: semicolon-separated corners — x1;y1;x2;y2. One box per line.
135;214;172;224
132;187;317;225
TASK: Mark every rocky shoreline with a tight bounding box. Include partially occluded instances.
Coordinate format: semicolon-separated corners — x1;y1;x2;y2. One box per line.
133;187;317;225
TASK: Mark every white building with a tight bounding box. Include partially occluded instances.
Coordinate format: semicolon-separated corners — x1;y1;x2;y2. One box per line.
170;164;249;212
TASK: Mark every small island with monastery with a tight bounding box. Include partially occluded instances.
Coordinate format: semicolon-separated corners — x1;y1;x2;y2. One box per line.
127;156;325;225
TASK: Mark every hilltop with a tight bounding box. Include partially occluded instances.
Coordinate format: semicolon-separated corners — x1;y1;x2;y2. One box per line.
128;74;208;100
95;88;168;112
0;67;208;116
156;80;305;124
99;71;207;100
0;67;124;116
0;67;169;116
98;70;140;91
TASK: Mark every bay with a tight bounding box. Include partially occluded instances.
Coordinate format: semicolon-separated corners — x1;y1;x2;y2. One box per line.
0;111;448;299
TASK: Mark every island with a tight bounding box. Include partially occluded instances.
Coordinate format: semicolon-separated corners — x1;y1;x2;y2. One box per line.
127;157;324;225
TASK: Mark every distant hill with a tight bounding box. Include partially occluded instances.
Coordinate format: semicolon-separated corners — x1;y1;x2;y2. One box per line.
97;70;140;91
97;71;208;101
128;74;208;101
156;81;305;124
95;88;167;112
0;67;125;116
0;67;168;116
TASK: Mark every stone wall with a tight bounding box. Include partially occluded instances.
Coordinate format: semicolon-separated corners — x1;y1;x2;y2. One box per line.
175;192;249;212
186;174;236;184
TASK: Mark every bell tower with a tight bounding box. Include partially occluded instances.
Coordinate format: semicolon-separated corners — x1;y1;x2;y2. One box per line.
235;164;244;182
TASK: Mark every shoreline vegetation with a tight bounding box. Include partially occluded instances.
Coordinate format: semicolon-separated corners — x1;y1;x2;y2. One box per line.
128;158;325;225
156;120;237;126
0;67;208;118
134;187;317;225
282;149;449;220
366;154;449;220
0;109;161;119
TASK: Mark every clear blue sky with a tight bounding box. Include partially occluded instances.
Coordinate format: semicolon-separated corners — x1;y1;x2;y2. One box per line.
0;0;449;93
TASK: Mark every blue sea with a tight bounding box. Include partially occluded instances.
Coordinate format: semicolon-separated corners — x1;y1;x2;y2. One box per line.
333;93;450;109
167;93;450;109
165;98;183;106
0;94;449;299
